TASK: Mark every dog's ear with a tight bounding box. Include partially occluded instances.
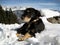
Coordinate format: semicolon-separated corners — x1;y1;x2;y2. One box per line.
30;10;42;19
35;10;42;17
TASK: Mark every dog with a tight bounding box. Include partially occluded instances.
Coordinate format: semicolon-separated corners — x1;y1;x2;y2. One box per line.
16;8;45;41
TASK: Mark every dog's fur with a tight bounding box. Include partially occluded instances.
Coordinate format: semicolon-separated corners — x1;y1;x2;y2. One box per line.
16;8;45;41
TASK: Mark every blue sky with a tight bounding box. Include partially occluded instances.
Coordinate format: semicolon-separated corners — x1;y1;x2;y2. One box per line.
0;0;60;10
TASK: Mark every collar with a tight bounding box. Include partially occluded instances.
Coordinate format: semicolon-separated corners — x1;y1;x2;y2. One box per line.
33;18;39;22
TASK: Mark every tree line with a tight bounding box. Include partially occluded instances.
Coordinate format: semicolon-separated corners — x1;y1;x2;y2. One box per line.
0;5;18;24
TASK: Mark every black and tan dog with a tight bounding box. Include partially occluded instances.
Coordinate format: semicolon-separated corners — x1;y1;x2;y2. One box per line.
16;8;45;41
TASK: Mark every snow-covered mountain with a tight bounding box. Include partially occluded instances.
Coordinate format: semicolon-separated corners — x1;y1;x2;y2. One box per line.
41;9;60;18
13;10;24;17
3;6;26;11
0;9;60;45
13;10;24;23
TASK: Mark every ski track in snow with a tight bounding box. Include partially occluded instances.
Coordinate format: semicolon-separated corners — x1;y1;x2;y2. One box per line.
0;9;60;45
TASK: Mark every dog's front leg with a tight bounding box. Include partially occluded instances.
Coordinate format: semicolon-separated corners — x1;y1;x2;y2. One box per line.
18;33;32;41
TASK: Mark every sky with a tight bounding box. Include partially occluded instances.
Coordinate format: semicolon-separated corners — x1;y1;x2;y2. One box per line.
0;0;60;10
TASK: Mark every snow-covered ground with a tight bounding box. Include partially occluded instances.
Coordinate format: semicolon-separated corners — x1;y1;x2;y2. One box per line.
0;9;60;45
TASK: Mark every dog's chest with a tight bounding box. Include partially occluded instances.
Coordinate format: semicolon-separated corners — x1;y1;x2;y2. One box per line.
28;21;39;29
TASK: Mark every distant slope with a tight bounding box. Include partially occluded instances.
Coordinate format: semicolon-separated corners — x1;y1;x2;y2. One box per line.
13;10;24;17
13;10;24;23
41;9;60;18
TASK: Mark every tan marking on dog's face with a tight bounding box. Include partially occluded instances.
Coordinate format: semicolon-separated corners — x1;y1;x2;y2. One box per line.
23;16;31;22
18;33;32;41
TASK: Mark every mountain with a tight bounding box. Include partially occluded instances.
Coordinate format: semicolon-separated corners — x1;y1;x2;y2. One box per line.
13;10;24;17
13;10;24;23
40;9;60;18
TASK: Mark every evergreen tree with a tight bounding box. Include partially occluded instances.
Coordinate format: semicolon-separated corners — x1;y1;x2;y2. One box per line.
8;8;18;24
0;5;6;23
5;8;10;24
0;5;18;24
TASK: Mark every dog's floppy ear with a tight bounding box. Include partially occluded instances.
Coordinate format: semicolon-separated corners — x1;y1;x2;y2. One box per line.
30;10;42;19
35;10;42;17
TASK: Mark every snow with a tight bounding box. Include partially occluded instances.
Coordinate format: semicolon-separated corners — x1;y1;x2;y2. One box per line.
0;9;60;45
41;9;60;18
0;20;60;45
3;6;26;11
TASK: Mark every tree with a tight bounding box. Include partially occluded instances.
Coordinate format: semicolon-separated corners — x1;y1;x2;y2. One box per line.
0;5;6;23
8;8;18;24
0;5;18;24
5;8;10;24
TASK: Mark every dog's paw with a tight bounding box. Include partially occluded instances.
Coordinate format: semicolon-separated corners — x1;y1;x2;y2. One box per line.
16;33;20;37
17;33;32;41
17;39;23;41
18;37;26;41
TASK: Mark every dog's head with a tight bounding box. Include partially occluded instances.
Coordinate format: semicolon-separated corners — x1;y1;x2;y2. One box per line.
21;8;42;22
